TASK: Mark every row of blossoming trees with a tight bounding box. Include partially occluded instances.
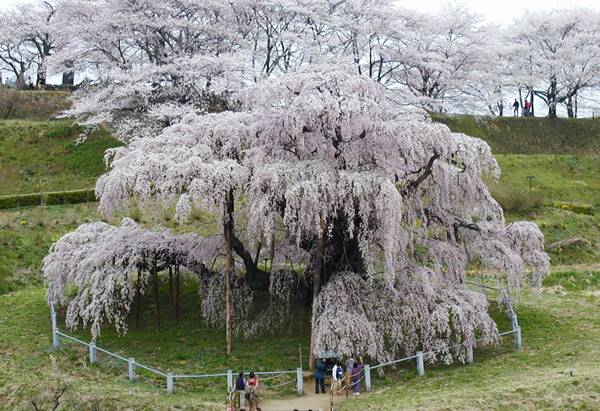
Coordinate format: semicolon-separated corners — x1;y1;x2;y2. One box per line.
2;0;600;117
44;65;550;366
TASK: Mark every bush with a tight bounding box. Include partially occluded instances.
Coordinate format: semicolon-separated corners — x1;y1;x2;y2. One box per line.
0;89;71;119
0;189;96;210
0;88;25;118
491;183;545;213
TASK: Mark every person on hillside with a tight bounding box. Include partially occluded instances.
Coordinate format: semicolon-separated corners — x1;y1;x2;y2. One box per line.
523;99;531;117
235;371;246;410
512;99;520;116
314;358;327;394
331;362;343;395
351;361;364;396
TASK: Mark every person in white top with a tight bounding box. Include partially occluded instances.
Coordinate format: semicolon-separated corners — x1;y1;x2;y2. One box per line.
331;362;343;395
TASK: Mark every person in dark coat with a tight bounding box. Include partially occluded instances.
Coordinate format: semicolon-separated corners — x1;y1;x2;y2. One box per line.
512;99;520;116
351;361;364;396
314;358;327;394
235;371;246;410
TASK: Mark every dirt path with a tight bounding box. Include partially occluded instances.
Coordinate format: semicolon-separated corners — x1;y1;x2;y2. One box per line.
259;390;339;411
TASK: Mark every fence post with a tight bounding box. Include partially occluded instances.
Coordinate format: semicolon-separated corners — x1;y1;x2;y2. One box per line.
515;326;522;350
89;342;96;364
227;369;233;392
416;351;425;376
51;311;59;349
167;372;174;394
466;344;473;364
296;367;303;396
364;364;372;392
128;358;136;382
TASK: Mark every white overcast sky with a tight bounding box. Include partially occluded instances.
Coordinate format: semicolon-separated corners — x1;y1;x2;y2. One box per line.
399;0;600;24
1;0;600;23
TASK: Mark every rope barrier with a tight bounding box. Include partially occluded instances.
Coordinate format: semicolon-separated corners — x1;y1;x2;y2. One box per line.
256;372;289;382
261;378;297;389
177;374;227;378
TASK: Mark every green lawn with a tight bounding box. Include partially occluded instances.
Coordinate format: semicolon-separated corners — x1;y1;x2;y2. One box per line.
0;203;101;294
0;119;121;195
494;154;600;207
0;286;308;410
432;113;600;155
2;273;599;410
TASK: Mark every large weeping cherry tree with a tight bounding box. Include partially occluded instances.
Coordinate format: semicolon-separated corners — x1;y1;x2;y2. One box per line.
72;65;548;363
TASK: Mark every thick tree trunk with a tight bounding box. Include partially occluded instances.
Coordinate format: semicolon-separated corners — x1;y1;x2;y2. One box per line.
232;235;270;291
15;73;26;90
36;57;47;88
152;258;160;331
547;78;557;119
62;61;75;87
224;189;234;355
548;102;557;119
528;87;535;117
566;96;574;118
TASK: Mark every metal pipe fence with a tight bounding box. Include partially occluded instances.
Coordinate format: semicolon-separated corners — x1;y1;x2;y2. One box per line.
49;302;304;396
49;282;521;397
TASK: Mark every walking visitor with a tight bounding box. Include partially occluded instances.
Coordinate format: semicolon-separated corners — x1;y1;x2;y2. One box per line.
512;99;519;116
315;358;327;394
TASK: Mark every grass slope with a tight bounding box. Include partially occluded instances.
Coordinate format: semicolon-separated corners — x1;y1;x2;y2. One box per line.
0;119;121;195
495;154;600;206
432;113;600;155
0;204;100;294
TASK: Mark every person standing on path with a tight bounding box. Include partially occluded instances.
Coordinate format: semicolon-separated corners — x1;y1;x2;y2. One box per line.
331;362;343;395
235;371;246;410
351;361;364;396
247;385;260;411
315;358;327;394
512;99;520;116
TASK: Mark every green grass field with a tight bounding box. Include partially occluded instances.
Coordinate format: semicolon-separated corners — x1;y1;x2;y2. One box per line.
0;119;121;195
2;95;600;410
432;113;600;155
2;273;599;410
